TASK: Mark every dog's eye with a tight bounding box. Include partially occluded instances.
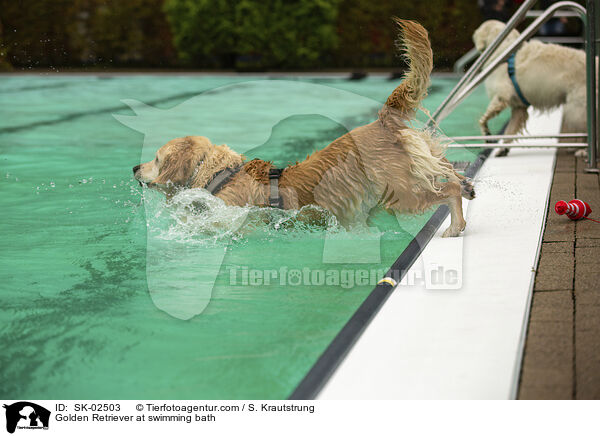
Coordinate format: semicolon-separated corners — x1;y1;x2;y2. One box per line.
155;157;159;164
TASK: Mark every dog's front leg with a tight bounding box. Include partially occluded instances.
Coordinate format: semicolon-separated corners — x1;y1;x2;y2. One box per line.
443;199;466;237
435;182;466;238
479;95;508;136
441;157;476;199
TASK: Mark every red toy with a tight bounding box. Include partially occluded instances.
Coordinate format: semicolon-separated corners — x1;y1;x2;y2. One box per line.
555;199;600;223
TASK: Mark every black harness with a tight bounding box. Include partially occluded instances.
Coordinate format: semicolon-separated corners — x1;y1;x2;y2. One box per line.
268;168;284;208
203;166;244;195
203;164;284;209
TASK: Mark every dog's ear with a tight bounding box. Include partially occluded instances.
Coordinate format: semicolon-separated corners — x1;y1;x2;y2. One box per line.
473;27;487;52
152;145;200;187
474;34;486;52
473;20;514;53
188;144;244;188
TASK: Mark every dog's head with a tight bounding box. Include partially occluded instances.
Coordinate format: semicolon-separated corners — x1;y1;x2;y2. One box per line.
472;20;520;52
132;135;243;193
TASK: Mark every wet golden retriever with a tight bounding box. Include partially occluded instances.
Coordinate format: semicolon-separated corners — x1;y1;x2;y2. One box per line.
133;19;474;237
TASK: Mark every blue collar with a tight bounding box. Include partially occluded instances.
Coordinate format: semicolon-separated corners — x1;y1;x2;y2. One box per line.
507;53;530;106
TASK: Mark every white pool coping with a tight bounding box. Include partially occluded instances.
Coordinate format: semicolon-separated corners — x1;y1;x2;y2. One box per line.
318;108;561;399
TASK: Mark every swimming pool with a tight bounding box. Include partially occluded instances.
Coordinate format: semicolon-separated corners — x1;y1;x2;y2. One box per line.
0;74;508;399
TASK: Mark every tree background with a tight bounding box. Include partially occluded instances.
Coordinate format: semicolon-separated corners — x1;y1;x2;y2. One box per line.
0;0;585;71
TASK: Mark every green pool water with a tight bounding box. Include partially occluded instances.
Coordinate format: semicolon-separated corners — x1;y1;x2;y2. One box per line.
0;74;507;399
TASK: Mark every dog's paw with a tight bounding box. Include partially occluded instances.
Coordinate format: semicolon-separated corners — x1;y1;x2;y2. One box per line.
442;221;466;238
479;120;491;136
495;147;510;157
460;178;475;200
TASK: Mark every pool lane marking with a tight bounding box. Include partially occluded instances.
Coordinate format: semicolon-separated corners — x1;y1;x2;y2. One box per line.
0;82;75;94
0;79;351;135
288;148;491;400
0;89;213;135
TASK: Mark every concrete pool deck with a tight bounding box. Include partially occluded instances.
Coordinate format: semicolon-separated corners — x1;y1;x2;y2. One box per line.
518;150;600;400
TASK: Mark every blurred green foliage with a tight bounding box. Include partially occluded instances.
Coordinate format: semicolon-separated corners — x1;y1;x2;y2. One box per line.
162;0;340;69
233;0;341;69
0;0;175;68
0;15;10;70
163;0;238;67
0;0;585;70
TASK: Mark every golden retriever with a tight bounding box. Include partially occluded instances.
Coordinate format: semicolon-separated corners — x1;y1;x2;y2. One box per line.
133;19;474;237
473;20;587;156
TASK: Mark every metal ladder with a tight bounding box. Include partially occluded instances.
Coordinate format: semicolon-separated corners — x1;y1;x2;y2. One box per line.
428;0;599;173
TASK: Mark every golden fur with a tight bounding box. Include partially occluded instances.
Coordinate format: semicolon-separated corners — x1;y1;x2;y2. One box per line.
134;19;474;237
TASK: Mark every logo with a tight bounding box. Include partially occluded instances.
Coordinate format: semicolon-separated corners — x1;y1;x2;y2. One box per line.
3;402;50;434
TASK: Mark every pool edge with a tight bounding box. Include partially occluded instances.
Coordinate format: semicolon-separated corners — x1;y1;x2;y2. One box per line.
288;148;492;400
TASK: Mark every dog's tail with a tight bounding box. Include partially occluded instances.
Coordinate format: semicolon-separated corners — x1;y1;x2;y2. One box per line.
380;18;433;126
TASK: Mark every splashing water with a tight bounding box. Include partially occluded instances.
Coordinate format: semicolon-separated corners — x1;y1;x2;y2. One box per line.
141;187;344;247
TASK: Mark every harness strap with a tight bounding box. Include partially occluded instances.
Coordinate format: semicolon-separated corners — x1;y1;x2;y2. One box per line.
204;165;243;195
203;163;284;209
507;53;531;107
268;168;284;208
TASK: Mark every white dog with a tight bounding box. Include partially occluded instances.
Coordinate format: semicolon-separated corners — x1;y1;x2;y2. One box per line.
473;20;587;156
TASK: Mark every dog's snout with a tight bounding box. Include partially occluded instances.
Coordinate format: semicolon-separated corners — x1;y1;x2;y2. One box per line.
132;164;141;174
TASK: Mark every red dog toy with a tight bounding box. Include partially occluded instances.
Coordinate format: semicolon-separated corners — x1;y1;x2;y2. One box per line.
555;199;600;223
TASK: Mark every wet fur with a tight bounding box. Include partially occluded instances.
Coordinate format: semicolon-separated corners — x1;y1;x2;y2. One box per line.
134;19;473;237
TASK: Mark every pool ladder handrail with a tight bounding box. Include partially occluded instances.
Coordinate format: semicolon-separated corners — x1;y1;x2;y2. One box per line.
428;0;598;173
453;9;585;75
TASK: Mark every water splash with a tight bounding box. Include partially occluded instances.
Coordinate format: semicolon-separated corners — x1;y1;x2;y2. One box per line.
140;187;343;247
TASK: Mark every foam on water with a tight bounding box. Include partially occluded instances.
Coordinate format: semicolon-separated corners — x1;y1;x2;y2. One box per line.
141;186;345;247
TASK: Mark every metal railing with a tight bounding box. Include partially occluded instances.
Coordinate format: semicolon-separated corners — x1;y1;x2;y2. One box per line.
428;0;598;172
453;9;585;74
447;133;587;147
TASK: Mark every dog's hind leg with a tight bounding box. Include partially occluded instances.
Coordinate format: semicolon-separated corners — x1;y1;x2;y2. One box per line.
505;106;529;135
480;95;508;136
561;87;588;157
496;106;529;157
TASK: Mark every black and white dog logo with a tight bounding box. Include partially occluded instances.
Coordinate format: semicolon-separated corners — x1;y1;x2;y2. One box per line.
3;402;50;434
